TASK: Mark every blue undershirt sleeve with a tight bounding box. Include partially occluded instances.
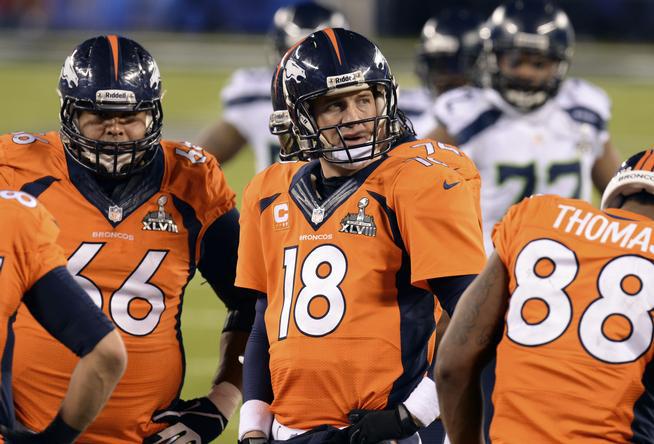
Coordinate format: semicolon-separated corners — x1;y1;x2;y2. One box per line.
242;295;273;404
428;274;477;317
22;266;114;357
198;208;256;332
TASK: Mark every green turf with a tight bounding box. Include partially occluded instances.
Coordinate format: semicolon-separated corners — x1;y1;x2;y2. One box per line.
1;61;653;442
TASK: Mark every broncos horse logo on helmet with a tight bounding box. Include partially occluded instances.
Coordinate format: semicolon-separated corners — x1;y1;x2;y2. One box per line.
281;28;401;165
58;35;163;177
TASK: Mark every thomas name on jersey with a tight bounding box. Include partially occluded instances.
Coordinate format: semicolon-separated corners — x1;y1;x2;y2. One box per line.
554;204;654;253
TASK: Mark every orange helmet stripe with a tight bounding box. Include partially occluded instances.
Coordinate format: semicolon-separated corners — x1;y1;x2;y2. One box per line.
323;28;342;65
643;150;654;171
635;149;653;170
107;35;120;81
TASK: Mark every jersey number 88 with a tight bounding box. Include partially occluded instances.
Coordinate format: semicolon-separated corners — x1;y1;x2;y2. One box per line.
506;238;654;364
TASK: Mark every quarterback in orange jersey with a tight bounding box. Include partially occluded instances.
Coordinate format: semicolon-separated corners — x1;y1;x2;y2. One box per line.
0;36;254;444
0;190;126;443
236;29;486;444
437;150;654;444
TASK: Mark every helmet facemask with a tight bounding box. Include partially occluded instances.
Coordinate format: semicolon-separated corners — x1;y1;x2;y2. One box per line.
57;35;164;178
291;81;400;168
60;97;163;177
488;48;568;112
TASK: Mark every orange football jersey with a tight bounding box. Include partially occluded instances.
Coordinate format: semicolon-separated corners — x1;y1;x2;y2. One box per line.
0;191;67;429
236;143;485;430
389;138;482;224
0;132;235;443
491;194;654;443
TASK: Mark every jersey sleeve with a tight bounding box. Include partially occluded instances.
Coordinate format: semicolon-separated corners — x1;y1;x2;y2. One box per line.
7;199;67;292
392;163;486;289
558;78;612;155
166;143;237;263
235;175;268;294
433;86;493;142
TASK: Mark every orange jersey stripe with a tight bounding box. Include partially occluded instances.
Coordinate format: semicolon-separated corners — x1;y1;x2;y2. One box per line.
323;28;342;65
106;35;120;81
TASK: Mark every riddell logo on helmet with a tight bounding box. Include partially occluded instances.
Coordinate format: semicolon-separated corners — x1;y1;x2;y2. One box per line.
96;90;137;104
326;71;364;88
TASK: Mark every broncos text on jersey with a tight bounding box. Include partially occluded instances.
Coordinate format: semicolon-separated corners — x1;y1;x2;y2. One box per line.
235;138;485;430
0;131;235;443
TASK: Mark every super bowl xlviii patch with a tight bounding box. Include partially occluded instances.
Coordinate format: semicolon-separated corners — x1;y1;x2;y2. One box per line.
142;195;179;233
340;197;376;237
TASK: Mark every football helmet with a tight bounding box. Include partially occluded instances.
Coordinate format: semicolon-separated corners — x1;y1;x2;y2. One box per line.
269;55;302;161
481;0;574;111
58;35;163;177
269;2;349;64
415;9;483;96
601;150;654;210
282;28;401;165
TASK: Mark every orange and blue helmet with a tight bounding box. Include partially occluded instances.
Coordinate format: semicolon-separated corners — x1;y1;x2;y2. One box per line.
269;53;302;161
58;35;163;177
281;28;401;164
601;150;654;210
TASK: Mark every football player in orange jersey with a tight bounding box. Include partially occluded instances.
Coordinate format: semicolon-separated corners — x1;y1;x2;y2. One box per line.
268;48;481;444
236;28;486;444
0;35;255;443
437;150;654;444
0;190;126;443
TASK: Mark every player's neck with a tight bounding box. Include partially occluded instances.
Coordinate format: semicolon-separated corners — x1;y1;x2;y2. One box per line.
619;200;654;221
318;158;366;179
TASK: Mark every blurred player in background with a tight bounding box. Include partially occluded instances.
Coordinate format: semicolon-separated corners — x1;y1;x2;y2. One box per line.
196;1;349;172
0;35;254;443
236;28;485;444
0;190;126;443
437;150;654;443
431;0;621;254
399;8;483;137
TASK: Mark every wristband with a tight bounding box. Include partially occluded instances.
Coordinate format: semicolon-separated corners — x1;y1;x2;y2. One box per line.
211;381;242;419
40;413;81;444
239;399;273;440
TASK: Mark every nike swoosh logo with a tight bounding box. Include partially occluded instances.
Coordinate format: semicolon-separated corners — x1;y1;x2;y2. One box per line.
443;180;460;190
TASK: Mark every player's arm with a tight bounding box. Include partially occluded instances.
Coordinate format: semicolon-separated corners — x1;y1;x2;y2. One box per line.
2;266;126;443
239;295;274;442
195;119;248;164
435;253;509;444
145;208;256;444
591;139;621;192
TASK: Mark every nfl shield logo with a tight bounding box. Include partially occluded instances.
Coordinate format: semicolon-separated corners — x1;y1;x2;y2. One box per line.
311;207;325;224
108;205;123;223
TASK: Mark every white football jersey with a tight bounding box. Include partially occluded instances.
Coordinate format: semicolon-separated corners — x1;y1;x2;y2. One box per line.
435;78;611;254
221;67;279;172
397;86;437;138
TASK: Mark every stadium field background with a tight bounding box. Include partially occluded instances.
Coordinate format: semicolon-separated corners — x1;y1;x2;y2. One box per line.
1;33;654;442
